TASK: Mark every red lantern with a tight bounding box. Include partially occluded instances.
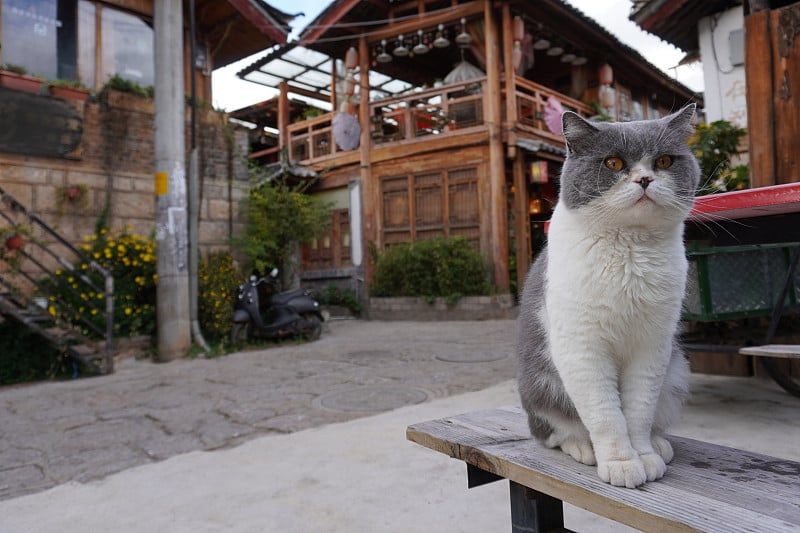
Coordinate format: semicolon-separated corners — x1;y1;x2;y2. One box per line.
345;47;358;71
5;234;23;251
598;63;613;86
513;16;525;42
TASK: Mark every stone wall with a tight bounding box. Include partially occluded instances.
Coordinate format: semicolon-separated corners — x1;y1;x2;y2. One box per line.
0;89;250;256
367;295;516;321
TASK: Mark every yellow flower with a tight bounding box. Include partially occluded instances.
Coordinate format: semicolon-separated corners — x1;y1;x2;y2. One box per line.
125;308;132;315
48;305;57;317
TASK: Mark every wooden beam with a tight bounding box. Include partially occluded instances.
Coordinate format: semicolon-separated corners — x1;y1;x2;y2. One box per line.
301;0;362;43
744;10;775;187
484;0;509;292
358;35;377;289
366;1;483;44
278;81;290;151
512;152;529;293
502;3;517;160
226;0;288;44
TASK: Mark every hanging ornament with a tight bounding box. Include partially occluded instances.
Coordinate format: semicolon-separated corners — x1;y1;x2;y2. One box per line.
547;43;563;56
433;24;449;48
377;40;392;63
413;29;429;55
393;34;409;57
571;54;587;66
456;17;472;46
345;46;358;71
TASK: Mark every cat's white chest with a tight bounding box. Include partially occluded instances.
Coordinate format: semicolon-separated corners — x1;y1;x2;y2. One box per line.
545;205;687;356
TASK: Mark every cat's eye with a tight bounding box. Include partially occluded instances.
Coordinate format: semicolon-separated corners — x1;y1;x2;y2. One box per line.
655;155;673;169
604;157;625;171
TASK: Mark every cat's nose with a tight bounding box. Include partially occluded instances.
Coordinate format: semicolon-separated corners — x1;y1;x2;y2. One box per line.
634;176;653;190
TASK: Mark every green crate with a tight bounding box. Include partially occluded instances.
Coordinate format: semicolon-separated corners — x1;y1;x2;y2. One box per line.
682;243;800;321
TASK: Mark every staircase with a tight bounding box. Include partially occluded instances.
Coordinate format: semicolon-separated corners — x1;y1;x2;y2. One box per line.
0;186;114;374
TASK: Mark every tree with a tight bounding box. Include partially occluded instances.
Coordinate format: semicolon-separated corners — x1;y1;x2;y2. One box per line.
238;171;332;284
689;120;749;195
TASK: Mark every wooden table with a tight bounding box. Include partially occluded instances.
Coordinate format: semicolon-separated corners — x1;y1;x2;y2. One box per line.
408;405;800;533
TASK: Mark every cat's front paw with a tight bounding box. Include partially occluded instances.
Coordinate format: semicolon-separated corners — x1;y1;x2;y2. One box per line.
639;452;667;481
597;458;647;488
560;437;596;465
651;435;674;464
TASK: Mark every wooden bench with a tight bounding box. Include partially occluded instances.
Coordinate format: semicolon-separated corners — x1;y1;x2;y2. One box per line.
739;344;800;359
407;406;800;532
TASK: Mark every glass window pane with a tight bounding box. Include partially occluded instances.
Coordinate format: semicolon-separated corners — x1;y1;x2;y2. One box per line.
77;0;94;87
101;6;153;86
1;0;59;78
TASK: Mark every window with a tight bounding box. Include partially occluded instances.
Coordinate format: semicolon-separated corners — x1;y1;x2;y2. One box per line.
302;209;351;271
1;0;153;88
381;167;479;247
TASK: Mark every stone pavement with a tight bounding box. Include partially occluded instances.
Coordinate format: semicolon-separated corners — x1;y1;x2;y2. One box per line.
0;319;517;502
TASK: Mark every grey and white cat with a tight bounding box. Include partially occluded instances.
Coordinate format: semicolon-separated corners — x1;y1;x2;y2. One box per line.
517;105;700;488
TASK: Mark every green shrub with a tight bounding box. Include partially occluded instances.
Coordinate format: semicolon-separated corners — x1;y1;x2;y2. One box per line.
370;237;489;299
689;120;749;195
316;284;361;316
0;321;70;385
198;251;241;341
46;227;157;337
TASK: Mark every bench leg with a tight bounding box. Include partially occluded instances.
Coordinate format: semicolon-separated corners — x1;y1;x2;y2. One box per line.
510;481;565;533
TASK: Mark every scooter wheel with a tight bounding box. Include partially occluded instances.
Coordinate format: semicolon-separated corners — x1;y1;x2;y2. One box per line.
302;313;322;341
230;322;251;345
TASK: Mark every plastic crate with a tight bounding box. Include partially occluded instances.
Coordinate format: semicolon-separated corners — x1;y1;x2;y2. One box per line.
682;243;800;321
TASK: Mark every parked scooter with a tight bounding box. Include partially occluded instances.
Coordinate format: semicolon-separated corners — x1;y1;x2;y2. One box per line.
230;268;323;343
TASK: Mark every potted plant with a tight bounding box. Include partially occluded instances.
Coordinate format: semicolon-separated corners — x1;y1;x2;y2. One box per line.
0;224;34;270
47;78;91;102
0;64;44;94
55;183;90;215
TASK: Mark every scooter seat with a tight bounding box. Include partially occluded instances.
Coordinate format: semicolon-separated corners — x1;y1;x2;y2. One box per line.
269;288;307;305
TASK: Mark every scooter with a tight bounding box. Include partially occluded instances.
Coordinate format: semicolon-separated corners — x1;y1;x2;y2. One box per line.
230;268;323;343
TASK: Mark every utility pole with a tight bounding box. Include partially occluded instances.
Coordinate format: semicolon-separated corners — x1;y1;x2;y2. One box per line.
153;0;191;361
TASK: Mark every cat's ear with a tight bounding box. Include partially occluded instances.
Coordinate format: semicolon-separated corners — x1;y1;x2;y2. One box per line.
562;111;599;153
665;104;696;139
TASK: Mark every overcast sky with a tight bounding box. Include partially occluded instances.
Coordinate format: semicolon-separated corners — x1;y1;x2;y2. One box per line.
211;0;704;112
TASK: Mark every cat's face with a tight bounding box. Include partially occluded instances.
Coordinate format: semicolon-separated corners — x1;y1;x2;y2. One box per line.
559;105;700;227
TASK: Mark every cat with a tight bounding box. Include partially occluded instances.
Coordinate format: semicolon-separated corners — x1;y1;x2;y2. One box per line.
516;104;700;488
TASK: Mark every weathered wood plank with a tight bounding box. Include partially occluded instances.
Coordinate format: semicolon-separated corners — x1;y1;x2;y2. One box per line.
407;406;800;533
740;344;800;359
744;10;776;188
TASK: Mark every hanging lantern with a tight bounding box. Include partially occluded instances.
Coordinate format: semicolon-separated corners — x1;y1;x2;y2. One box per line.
433;24;449;48
533;36;550;50
344;71;356;97
413;29;428;55
547;44;563;56
561;51;576;63
513;41;523;71
513;16;525;42
571;54;587;66
345;46;358;71
599;84;615;109
599;63;614;85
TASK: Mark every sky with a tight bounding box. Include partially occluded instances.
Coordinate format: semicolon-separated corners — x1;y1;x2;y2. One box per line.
210;0;705;112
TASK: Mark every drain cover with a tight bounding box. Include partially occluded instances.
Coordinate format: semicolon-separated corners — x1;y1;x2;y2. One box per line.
435;351;510;363
315;385;429;413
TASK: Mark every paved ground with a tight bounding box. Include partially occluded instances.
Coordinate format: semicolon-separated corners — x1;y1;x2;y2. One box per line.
0;319;517;502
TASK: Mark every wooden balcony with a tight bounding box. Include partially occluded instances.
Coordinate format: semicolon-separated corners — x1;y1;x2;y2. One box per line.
284;78;593;166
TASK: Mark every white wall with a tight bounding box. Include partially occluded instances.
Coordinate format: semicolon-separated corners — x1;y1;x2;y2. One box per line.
698;6;747;127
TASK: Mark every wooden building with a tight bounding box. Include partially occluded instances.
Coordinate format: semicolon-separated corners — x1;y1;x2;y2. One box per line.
0;0;294;257
631;0;800;188
235;0;700;299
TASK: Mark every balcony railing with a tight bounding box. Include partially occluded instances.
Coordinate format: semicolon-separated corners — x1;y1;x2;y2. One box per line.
368;79;487;144
284;77;594;164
